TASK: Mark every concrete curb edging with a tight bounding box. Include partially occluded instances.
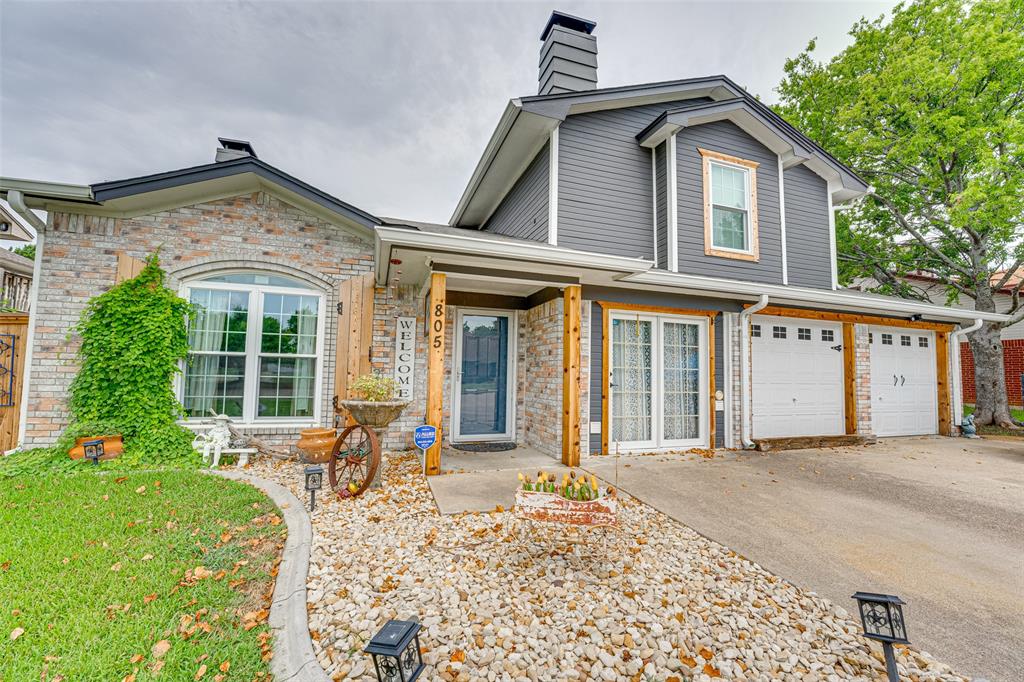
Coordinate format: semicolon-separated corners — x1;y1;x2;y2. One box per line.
208;469;331;682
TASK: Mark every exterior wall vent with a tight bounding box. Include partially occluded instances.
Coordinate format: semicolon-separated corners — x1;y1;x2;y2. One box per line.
538;11;598;95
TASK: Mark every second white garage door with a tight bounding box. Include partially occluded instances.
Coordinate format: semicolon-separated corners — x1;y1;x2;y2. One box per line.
869;327;938;436
752;316;845;438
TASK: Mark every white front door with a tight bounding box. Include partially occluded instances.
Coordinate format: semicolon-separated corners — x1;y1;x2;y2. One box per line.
609;312;708;451
452;309;516;442
869;327;938;436
751;316;845;438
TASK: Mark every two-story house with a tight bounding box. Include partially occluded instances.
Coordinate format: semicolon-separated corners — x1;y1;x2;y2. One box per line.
1;11;1008;471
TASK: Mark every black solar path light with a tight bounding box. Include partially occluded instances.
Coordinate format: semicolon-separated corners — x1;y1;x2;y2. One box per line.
365;619;424;682
83;438;104;465
852;592;909;682
304;464;324;512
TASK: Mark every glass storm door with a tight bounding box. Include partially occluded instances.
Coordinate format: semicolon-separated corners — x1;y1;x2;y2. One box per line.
454;310;514;441
610;313;707;451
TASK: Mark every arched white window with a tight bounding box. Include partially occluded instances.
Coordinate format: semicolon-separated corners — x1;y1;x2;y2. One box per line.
180;272;325;424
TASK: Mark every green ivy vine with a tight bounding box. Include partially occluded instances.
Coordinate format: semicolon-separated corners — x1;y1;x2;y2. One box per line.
1;255;200;477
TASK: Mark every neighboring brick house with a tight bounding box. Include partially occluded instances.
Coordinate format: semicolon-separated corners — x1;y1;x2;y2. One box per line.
852;273;1024;408
0;12;1011;471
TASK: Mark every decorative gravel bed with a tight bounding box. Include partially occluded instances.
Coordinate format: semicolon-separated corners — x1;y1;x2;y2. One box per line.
249;453;964;682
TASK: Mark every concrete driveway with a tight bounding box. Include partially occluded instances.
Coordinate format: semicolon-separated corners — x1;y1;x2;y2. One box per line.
584;437;1024;681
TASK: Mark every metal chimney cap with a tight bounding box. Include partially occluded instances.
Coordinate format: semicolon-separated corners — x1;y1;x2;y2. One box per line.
217;137;257;158
540;11;596;41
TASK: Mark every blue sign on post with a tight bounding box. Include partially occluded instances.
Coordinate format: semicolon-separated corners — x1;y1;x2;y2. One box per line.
413;425;437;451
413;425;437;475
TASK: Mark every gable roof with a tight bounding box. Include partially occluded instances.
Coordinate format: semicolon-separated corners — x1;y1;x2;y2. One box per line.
1;156;379;237
0;203;37;242
450;75;868;227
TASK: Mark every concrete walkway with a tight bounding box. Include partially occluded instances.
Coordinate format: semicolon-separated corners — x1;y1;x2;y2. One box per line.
429;445;568;514
583;437;1024;681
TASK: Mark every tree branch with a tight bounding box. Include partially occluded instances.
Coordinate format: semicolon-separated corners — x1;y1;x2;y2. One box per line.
868;191;975;281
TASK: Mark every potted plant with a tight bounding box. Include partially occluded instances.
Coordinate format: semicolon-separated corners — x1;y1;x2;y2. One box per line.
66;421;125;462
339;374;409;429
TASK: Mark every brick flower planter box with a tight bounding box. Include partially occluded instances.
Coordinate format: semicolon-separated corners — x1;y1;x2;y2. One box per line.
514;489;618;527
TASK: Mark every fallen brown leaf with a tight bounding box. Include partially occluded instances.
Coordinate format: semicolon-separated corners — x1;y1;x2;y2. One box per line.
194;664;207;680
10;627;24;641
151;639;171;659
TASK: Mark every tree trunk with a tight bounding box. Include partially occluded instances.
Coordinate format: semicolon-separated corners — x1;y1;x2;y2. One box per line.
968;285;1019;428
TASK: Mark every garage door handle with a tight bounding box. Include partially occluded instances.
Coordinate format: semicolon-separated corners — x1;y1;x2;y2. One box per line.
893;374;898;386
830;344;843;352
901;375;906;386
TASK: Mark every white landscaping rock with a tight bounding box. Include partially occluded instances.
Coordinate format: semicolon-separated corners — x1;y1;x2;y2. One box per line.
249;453;967;682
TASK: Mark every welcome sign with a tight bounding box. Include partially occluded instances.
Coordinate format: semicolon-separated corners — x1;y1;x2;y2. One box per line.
393;316;416;400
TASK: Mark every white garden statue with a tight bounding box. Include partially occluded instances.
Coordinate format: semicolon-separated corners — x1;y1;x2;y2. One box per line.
193;413;254;467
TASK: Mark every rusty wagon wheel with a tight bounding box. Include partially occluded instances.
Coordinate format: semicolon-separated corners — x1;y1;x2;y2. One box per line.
328;424;380;498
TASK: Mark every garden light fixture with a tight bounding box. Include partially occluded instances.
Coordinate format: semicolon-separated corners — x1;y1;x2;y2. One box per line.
304;464;323;512
365;619;424;682
852;591;909;682
83;439;104;465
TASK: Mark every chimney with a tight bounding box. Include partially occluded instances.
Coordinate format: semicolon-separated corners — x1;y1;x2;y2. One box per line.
215;137;257;162
538;11;598;95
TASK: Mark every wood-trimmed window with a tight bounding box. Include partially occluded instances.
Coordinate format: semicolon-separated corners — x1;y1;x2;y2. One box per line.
699;147;759;261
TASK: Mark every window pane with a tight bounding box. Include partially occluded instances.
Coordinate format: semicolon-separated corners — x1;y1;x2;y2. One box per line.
188;288;248;353
712;207;748;250
262;293;319;356
258;357;316;418
711;163;747;209
183;354;246;418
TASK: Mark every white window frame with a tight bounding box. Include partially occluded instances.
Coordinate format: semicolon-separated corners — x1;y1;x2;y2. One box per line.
608;311;708;452
709;160;753;253
177;274;326;427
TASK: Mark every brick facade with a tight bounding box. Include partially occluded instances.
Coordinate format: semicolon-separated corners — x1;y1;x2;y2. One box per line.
521;297;563;458
853;325;873;434
26;191;373;448
959;339;1024;407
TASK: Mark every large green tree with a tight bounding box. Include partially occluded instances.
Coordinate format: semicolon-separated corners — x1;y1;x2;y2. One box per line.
776;0;1024;427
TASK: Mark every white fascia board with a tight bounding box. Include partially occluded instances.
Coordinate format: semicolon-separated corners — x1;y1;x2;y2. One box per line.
376;226;653;276
449;101;522;226
827;189;838;289
778;155;788;285
547;126;559;245
667;133;678;272
650;148;658;266
0;177;93;202
625;269;1012;323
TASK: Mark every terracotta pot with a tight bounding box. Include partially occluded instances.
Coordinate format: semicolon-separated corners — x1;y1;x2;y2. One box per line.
296;427;336;463
68;435;124;461
338;400;409;428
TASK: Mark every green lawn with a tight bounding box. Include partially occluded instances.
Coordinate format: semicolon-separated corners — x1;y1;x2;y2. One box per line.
0;470;284;681
963;404;1024;436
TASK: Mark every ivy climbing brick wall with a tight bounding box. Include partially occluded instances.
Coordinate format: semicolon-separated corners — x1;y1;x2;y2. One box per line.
25;191;373;448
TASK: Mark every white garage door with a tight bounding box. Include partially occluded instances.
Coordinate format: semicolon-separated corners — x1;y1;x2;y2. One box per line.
869;327;938;436
752;316;845;438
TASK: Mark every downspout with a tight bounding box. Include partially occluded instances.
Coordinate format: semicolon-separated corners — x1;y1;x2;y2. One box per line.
739;294;769;448
6;190;46;452
950;318;983;427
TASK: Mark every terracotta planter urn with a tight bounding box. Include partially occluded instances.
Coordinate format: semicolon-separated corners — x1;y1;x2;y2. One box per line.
338;400;409;429
296;427;336;463
68;434;124;461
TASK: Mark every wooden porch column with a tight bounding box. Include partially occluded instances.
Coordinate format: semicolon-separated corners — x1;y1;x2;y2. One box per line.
425;272;446;475
842;322;857;434
936;331;951;436
562;285;581;467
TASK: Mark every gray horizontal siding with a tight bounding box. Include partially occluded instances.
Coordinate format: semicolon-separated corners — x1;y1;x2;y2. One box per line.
556;99;705;259
584;288;735;454
655;142;668;269
784;164;833;289
676;120;784;284
483;142;548;241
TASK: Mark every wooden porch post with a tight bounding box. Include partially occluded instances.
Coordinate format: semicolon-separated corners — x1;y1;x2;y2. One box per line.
562;285;581;467
842;322;857;434
425;272;446;475
936;331;951;436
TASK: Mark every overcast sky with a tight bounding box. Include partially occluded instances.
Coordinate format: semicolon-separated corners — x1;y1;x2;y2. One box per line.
1;0;897;234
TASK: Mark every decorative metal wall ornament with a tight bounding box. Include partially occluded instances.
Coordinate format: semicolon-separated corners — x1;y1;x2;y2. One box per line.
852;592;909;682
0;334;16;407
364;619;424;682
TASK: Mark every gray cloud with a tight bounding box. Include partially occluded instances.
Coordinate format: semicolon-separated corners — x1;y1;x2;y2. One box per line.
1;1;896;225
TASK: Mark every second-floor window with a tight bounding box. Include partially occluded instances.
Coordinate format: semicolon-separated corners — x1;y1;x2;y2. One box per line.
699;148;760;262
